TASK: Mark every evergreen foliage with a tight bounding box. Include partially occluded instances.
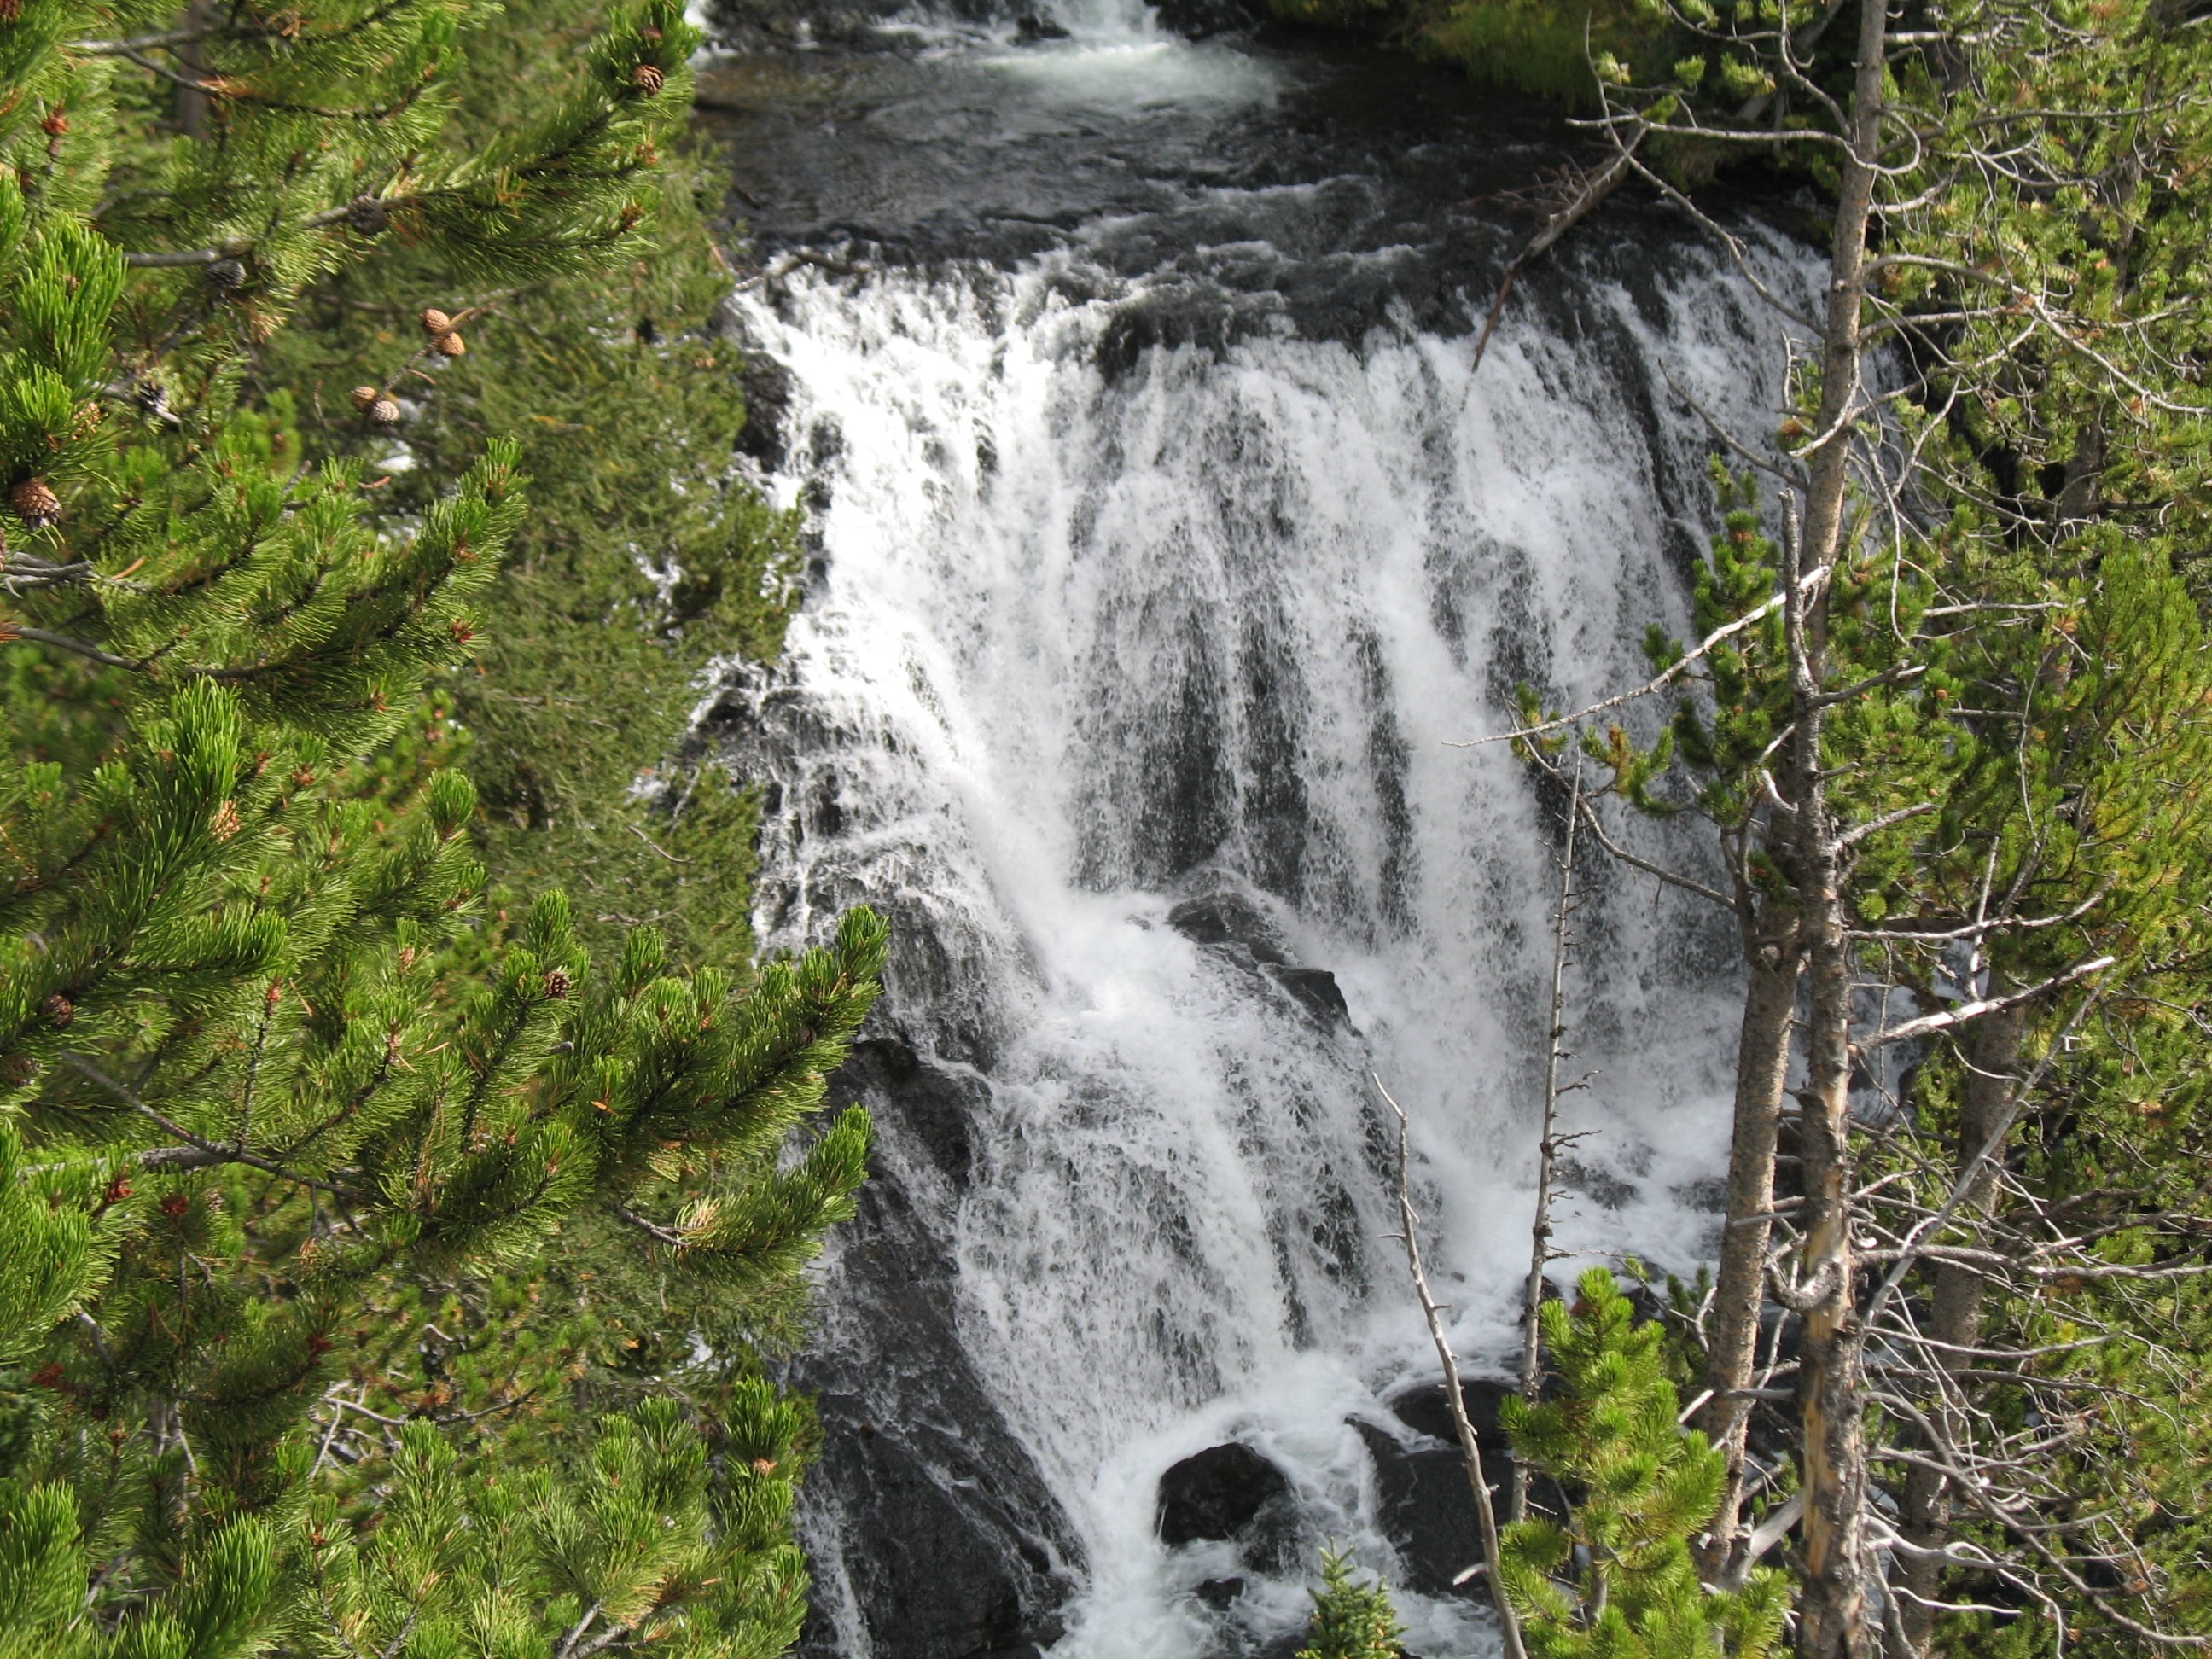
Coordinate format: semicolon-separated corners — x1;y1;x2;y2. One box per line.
1297;1548;1405;1659
1498;1271;1789;1659
1496;2;2212;1650
0;0;879;1653
257;0;807;971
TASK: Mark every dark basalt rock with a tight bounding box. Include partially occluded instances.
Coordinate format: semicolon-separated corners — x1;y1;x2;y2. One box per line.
1168;891;1356;1033
806;1408;1054;1659
1262;963;1350;1029
1156;1443;1301;1573
1147;0;1261;38
833;1032;984;1188
1356;1380;1519;1600
792;1033;1077;1659
1194;1576;1245;1610
1013;11;1070;39
1166;893;1288;964
731;348;794;470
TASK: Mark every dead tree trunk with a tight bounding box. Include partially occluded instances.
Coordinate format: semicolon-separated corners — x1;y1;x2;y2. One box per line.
1379;1080;1530;1659
1894;999;2027;1653
174;0;218;139
1514;764;1583;1523
1695;894;1800;1579
1786;1;1888;1651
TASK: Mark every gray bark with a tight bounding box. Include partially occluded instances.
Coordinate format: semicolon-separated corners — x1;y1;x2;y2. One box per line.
1695;898;1801;1579
1894;1000;2027;1653
1790;3;1889;1653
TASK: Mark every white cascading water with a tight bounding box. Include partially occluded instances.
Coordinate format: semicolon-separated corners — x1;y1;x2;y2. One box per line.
712;29;1814;1659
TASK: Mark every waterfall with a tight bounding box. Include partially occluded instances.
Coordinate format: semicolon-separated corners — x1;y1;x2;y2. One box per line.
696;32;1814;1658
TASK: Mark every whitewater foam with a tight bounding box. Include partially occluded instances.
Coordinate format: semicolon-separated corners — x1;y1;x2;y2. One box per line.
715;160;1811;1656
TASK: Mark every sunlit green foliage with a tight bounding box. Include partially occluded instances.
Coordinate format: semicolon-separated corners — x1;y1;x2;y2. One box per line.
1499;1271;1790;1659
1296;1548;1406;1659
0;0;876;1652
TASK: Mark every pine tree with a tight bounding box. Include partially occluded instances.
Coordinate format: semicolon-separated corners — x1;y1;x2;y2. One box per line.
1;0;882;1653
1497;1269;1790;1659
1498;2;2212;1650
1297;1548;1406;1659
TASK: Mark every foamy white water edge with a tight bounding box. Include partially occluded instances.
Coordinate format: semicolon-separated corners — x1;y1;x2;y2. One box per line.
707;41;1815;1653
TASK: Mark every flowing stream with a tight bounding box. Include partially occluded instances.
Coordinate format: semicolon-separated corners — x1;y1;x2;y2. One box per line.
692;15;1813;1657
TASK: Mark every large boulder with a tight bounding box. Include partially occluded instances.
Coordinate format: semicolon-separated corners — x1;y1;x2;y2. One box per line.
1156;1443;1302;1575
1356;1380;1521;1600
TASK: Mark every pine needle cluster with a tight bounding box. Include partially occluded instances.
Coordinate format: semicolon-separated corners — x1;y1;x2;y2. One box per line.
1;0;883;1654
1297;1548;1406;1659
1499;1270;1790;1659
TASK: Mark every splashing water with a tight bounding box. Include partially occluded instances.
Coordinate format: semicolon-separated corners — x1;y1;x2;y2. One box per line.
701;29;1814;1657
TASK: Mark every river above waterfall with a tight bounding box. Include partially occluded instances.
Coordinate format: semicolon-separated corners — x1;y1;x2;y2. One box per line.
691;17;1811;1659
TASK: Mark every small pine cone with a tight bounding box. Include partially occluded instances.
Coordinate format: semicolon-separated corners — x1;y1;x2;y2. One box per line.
9;478;61;529
211;799;242;841
419;307;454;339
544;967;572;1002
632;62;665;94
349;385;381;410
0;0;25;24
449;618;476;644
205;257;248;293
346;195;390;236
434;332;467;358
40;992;75;1029
367;397;401;428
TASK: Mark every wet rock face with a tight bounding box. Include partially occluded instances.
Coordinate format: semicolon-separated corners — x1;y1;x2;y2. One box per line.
1147;0;1262;37
833;1033;982;1189
1356;1380;1517;1601
805;1401;1051;1659
1167;892;1356;1033
792;1034;1079;1659
1156;1443;1302;1575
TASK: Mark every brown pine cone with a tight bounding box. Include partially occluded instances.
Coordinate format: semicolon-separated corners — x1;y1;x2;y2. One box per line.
419;307;454;338
40;993;74;1029
367;398;402;427
346;195;391;236
9;478;61;529
349;385;381;410
434;332;467;358
632;62;665;94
